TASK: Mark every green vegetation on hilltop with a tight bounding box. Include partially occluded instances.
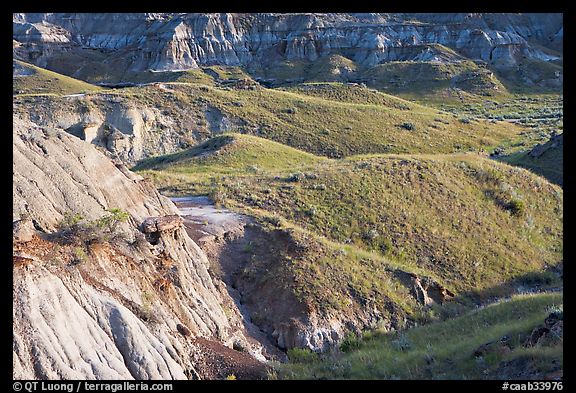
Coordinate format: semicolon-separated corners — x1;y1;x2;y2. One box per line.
220;154;563;297
494;59;563;94
134;133;327;193
255;55;508;102
13;60;103;96
430;94;563;185
281;82;414;109
138;137;563;302
363;60;507;99
126;81;520;159
275;292;562;379
202;65;253;81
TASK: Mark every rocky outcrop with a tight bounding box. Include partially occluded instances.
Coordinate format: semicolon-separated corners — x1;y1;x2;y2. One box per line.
142;215;183;233
524;311;563;348
13;13;562;84
476;310;563;380
405;272;455;306
12;92;249;164
173;198;453;354
13;95;183;164
13;218;37;243
13;116;269;379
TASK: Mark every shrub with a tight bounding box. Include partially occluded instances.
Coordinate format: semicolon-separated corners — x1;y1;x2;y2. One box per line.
303;206;317;217
340;333;362;353
287;172;306;182
56;208;130;244
263;214;282;228
391;334;412;351
57;212;84;232
71;246;87;266
507;199;525;217
399;122;415;131
287;348;318;363
94;208;130;234
364;229;380;240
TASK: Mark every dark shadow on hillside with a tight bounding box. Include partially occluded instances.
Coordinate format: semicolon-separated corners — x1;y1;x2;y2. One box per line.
428;263;563;322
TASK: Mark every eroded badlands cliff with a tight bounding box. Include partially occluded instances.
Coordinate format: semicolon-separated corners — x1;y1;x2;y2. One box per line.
13;117;272;379
13;13;562;83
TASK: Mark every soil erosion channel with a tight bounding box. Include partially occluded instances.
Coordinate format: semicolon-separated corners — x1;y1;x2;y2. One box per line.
170;196;286;361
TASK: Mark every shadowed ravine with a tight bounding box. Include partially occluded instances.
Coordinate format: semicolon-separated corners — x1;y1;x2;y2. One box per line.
170;196;287;361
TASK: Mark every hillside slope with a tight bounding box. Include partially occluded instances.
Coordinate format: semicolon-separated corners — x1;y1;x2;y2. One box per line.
138;137;562;355
13;117;274;379
276;292;563;380
14;78;521;164
13;60;103;96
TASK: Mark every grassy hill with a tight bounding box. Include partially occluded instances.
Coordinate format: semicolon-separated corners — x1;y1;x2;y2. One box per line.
362;60;508;100
126;81;521;159
134;133;327;193
134;133;325;172
13;60;103;96
281;82;416;108
500;134;563;186
275;292;562;379
221;155;562;298
138;137;563;303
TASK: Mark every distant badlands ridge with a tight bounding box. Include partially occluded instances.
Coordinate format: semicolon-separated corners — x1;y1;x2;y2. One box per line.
13;13;561;78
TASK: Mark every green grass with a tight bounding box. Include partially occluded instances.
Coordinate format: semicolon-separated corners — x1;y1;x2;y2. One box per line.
306;54;358;82
500;136;563;186
423;93;562;185
256;55;509;103
361;60;508;101
140;139;562;303
134;133;325;172
14;63;523;161
202;65;253;81
494;59;563;94
275;292;562;379
134;133;327;193
125;81;521;159
121;68;216;86
219;218;427;322
13;60;103;96
281;82;414;109
221;154;562;296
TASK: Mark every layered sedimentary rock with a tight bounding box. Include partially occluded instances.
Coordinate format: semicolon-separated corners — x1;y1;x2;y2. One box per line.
13;117;268;379
13;13;562;78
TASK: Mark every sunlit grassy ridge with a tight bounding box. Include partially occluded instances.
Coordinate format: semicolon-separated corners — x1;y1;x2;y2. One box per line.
134;133;326;173
275;292;562;379
138;136;563;301
363;59;508;97
13;60;103;96
281;82;416;108
126;81;521;159
220;154;562;296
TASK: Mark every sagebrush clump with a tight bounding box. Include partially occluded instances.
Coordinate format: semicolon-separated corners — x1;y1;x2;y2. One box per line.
57;208;130;244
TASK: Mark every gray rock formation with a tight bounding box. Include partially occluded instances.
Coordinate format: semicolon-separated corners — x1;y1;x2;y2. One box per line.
12;90;249;164
13;116;267;379
13;13;562;83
